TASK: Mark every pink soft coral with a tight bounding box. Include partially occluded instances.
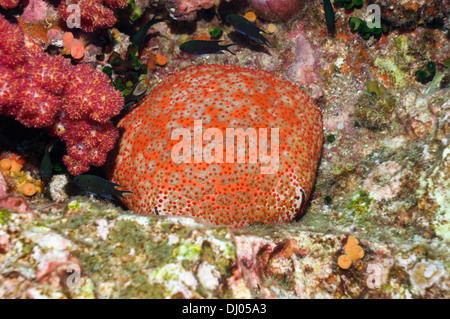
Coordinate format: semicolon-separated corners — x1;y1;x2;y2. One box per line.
0;15;123;175
163;0;215;21
22;0;48;24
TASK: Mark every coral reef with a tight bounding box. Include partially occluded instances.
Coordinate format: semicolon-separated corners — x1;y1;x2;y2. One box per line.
58;0;127;32
0;0;449;300
369;0;450;34
162;0;215;21
0;154;43;197
0;0;20;9
0;171;7;198
112;64;323;228
0;15;123;175
0;195;30;213
247;0;306;21
22;0;48;24
334;0;363;10
0;198;448;298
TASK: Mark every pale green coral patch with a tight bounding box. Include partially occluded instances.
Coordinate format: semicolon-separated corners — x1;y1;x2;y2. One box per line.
0;209;11;225
71;278;96;299
347;190;373;220
67;200;80;210
173;243;202;261
374;57;408;88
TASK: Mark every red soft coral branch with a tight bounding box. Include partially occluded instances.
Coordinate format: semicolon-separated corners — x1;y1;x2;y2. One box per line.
0;14;124;175
58;0;127;32
0;0;21;10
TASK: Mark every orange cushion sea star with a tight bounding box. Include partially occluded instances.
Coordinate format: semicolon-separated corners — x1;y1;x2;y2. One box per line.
112;64;323;228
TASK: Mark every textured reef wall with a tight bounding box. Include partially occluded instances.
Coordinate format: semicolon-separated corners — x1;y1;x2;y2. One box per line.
0;0;449;298
0;198;448;298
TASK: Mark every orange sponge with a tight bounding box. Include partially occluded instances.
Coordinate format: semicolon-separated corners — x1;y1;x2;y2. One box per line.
338;254;352;269
21;183;36;196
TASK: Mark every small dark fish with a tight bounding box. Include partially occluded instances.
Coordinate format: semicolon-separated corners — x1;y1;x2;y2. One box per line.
226;14;271;47
180;40;237;55
131;16;169;46
323;0;336;34
40;141;55;180
73;175;133;200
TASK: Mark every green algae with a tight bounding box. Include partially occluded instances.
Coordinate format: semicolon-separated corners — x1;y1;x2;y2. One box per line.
109;220;147;251
374;57;408;88
366;80;387;96
348;16;382;40
0;209;11;225
347;190;373;220
209;28;223;38
326;135;336;143
173;243;202;260
67;200;80;211
426;69;450;95
334;0;363;10
119;281;166;299
72;279;96;299
354;91;397;130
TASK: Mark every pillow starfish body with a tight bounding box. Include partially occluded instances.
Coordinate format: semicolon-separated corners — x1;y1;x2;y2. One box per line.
112;64;323;228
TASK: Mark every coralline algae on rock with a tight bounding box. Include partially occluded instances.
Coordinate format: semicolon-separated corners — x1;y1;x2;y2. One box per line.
112;64;323;228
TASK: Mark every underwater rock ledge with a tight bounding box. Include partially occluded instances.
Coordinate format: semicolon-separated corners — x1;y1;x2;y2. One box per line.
0;197;448;298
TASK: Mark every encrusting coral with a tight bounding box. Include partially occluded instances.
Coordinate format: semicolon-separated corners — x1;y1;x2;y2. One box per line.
0;15;123;175
112;64;323;228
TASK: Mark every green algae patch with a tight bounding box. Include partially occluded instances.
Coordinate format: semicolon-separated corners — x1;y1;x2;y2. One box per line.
109;220;148;252
173;243;202;261
108;219;175;264
67;200;80;211
72;279;96;299
65;211;96;230
119;281;166;299
429;164;450;242
0;210;11;225
347;190;373;220
374;57;408;88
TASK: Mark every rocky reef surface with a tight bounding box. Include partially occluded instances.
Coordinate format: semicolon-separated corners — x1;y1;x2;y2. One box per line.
0;0;449;298
0;196;448;298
